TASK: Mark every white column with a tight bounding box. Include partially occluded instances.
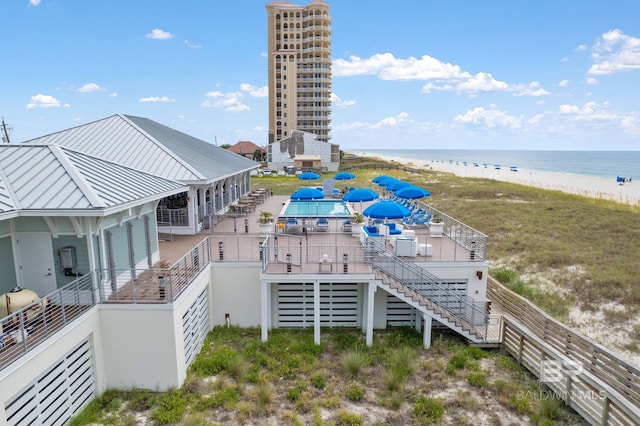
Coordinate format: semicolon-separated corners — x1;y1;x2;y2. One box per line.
423;314;432;348
361;285;368;332
314;280;321;345
415;309;422;333
366;281;376;346
261;281;269;342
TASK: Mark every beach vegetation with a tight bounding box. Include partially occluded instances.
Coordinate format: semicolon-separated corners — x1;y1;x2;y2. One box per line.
70;327;583;424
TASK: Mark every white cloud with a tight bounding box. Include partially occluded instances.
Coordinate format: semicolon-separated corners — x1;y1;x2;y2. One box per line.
454;107;521;129
240;83;268;97
334;53;466;80
29;0;41;6
586;77;598;85
589;29;640;75
139;96;173;103
110;92;118;97
184;40;202;48
511;81;550;97
146;28;174;40
333;52;548;97
331;93;355;108
26;93;62;109
77;83;104;93
202;91;249;112
577;44;588;51
558;79;569;87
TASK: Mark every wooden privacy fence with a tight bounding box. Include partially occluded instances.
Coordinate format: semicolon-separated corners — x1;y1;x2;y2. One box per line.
488;277;640;425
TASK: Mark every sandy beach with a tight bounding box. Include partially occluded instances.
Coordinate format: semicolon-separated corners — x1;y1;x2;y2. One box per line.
357;152;640;206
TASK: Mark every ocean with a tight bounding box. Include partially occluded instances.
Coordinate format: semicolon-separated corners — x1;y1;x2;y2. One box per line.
350;150;640;181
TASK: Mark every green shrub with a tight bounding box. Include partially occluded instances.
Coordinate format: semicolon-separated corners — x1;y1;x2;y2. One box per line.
413;395;445;424
346;382;364;402
287;383;307;402
190;346;238;376
335;409;363;425
467;371;488;387
150;389;187;425
446;351;468;375
311;372;326;389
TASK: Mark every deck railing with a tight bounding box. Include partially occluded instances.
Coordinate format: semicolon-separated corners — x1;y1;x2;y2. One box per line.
0;274;95;370
413;201;488;261
488;277;640;424
370;244;489;335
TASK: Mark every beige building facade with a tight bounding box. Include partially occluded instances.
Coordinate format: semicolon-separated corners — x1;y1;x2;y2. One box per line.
266;0;332;144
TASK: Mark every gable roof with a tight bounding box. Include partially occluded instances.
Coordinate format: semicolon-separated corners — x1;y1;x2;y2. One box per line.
23;114;259;183
0;145;185;218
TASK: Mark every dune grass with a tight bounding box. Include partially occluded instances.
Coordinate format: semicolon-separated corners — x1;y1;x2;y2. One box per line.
70;327;583;425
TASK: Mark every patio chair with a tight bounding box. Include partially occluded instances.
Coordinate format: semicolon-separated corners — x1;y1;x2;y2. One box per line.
284;217;301;234
412;214;432;227
341;219;352;233
315;217;329;232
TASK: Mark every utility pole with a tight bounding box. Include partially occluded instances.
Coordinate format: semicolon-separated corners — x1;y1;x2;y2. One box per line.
1;117;11;143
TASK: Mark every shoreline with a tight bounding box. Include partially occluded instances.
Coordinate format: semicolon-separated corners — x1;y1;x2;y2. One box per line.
351;152;640;206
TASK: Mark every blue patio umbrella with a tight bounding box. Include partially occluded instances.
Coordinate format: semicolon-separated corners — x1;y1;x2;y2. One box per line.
377;177;398;187
394;186;430;200
372;175;390;183
343;187;379;212
334;172;356;180
363;200;411;220
388;180;412;192
342;188;378;202
291;187;324;200
298;171;320;180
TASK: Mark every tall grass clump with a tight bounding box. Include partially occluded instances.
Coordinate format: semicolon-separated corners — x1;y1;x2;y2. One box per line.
340;350;368;379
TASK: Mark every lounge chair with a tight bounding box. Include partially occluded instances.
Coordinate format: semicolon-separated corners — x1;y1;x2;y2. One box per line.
315;217;329;232
284;217;301;234
341;219;352;233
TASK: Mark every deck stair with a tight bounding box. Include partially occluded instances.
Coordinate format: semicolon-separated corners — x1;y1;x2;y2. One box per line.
369;249;492;343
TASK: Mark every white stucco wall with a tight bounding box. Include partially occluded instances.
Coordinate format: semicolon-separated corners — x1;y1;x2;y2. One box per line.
210;263;262;327
0;307;106;415
420;261;488;302
99;265;212;391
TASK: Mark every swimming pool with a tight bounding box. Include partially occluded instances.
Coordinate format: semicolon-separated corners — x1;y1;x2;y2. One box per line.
279;199;354;218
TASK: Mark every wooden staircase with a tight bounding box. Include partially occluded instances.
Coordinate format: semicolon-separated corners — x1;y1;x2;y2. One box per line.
374;270;487;343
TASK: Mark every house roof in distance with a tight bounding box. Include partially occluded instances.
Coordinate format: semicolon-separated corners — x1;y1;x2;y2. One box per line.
228;141;263;155
23;114;259;183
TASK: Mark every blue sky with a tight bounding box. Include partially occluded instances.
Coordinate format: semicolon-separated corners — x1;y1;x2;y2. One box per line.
2;0;640;150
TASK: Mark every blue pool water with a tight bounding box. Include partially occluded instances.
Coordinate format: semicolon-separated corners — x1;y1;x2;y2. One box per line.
280;199;353;217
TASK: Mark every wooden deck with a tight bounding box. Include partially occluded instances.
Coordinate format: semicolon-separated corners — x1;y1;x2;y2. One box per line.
159;194;475;266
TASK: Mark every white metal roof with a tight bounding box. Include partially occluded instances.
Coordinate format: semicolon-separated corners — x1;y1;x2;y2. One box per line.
0;145;186;217
24;114;259;183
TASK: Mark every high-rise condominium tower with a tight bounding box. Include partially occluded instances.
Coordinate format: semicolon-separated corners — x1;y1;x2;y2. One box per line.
265;0;331;144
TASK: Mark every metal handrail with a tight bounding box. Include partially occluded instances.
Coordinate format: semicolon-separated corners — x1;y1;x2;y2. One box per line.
366;238;489;338
0;274;96;370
